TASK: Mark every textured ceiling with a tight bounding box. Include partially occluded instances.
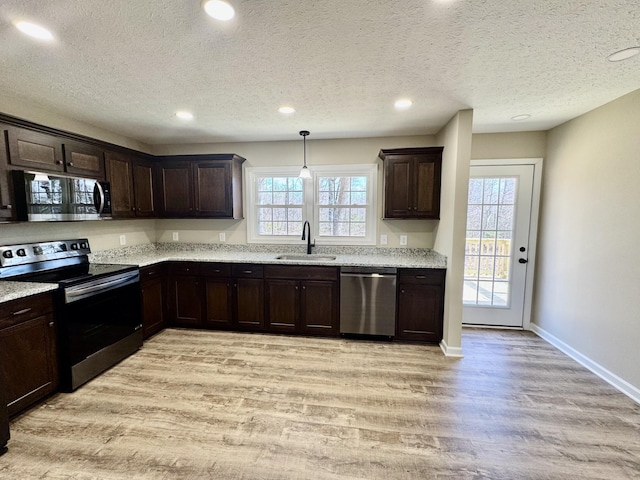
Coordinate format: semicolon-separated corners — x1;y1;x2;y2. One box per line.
0;0;639;144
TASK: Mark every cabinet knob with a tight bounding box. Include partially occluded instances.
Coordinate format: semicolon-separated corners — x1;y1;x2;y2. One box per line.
0;204;12;210
49;321;55;327
55;160;63;165
68;162;74;166
401;289;405;294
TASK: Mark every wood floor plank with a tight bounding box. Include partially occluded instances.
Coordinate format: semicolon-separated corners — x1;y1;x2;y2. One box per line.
1;328;639;479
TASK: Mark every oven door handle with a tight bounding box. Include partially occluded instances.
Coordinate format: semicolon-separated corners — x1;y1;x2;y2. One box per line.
65;271;139;303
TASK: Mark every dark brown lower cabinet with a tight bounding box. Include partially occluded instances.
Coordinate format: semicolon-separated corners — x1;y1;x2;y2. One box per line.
396;268;446;343
233;264;264;330
265;265;339;336
0;293;58;417
140;264;166;339
203;263;233;329
167;263;203;327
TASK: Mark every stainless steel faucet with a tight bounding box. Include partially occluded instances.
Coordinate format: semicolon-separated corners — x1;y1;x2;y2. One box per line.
301;220;315;254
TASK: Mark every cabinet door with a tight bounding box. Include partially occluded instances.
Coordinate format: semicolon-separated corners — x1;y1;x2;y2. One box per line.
383;156;413;218
0;128;12;219
0;314;57;416
159;163;193;216
194;161;231;217
265;279;298;333
234;278;264;330
141;276;165;339
396;283;443;343
204;278;233;329
300;280;338;336
105;151;135;218
168;275;202;327
133;160;156;217
6;127;64;173
414;156;441;218
63;141;105;179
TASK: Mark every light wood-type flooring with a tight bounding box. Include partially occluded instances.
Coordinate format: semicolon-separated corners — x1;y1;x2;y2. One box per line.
1;328;639;479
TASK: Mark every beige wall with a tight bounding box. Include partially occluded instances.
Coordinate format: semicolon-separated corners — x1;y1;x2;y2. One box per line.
0;219;156;251
533;88;640;392
472;131;547;159
152;135;440;248
434;109;474;355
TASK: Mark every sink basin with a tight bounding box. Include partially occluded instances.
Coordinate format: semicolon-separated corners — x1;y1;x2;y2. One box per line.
276;254;337;261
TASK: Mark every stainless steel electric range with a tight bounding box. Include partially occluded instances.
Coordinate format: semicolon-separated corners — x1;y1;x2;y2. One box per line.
0;239;142;391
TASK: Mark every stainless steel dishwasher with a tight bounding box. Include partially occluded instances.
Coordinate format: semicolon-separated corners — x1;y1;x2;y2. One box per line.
340;266;397;337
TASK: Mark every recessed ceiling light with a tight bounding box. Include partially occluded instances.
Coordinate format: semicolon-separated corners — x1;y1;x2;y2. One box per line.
511;114;531;121
278;106;295;114
175;111;194;120
202;0;235;21
394;99;413;110
607;47;640;62
13;21;54;41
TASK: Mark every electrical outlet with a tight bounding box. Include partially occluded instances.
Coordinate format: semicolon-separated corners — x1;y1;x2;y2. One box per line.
119;235;126;246
380;234;388;245
172;232;179;241
219;232;226;242
400;235;408;246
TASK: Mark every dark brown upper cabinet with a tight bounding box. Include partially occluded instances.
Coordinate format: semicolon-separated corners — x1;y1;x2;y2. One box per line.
105;151;156;218
379;147;443;219
6;126;105;179
157;154;245;219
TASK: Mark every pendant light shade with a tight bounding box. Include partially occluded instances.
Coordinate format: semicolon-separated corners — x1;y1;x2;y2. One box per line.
299;130;312;179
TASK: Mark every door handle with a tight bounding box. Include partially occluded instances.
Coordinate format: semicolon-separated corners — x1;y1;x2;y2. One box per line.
518;258;528;264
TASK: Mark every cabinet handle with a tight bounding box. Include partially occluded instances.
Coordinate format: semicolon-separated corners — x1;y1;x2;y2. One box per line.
12;308;31;316
49;322;55;327
242;270;253;274
214;269;221;273
55;160;63;165
401;289;405;294
0;204;11;210
415;275;426;279
295;285;299;290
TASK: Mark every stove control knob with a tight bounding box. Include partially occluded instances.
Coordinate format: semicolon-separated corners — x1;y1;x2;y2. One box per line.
80;242;88;249
70;243;78;250
33;246;43;255
2;250;13;259
59;243;68;251
16;249;27;257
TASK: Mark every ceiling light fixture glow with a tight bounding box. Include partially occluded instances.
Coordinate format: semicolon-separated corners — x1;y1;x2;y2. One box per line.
203;0;235;21
511;114;531;121
14;21;54;41
394;99;413;110
607;47;640;62
175;111;194;120
278;106;295;114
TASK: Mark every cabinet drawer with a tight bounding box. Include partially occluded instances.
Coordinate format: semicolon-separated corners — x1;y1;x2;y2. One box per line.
398;269;445;285
200;263;232;277
168;262;201;276
232;264;264;278
265;265;338;281
0;293;55;329
140;263;166;282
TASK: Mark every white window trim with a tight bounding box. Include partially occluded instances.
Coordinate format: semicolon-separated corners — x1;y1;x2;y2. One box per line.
245;164;378;246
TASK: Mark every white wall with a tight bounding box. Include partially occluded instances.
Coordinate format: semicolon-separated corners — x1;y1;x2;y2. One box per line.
434;110;474;356
152;135;440;248
533;88;640;394
472;131;547;159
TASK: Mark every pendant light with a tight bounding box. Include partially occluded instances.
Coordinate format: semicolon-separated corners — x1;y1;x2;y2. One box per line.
298;130;312;179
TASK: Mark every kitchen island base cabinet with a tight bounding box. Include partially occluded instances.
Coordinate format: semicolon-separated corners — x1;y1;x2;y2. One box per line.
0;293;58;417
396;269;445;343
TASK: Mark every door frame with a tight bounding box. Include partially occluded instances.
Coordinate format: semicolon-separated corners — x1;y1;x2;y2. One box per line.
468;158;543;330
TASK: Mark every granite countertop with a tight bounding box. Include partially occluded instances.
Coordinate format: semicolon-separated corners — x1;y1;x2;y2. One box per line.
90;243;448;269
0;282;58;304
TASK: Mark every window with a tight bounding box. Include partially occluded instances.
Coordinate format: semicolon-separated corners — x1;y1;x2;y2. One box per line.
246;165;377;245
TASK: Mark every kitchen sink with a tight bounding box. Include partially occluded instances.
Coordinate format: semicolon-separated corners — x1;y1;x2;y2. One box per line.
276;254;337;261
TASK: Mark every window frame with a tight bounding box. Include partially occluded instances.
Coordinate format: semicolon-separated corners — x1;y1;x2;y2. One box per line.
245;164;377;245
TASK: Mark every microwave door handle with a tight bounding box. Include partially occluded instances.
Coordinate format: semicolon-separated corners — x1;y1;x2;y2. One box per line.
93;181;105;214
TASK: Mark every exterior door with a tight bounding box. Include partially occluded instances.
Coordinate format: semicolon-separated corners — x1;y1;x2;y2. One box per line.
462;161;540;328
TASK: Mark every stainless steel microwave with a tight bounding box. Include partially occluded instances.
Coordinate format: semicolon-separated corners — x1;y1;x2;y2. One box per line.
12;170;112;222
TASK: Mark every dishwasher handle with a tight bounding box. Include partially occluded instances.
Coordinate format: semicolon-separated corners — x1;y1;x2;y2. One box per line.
340;266;397;276
340;272;397;278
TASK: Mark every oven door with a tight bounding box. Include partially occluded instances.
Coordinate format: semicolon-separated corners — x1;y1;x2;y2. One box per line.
58;271;142;391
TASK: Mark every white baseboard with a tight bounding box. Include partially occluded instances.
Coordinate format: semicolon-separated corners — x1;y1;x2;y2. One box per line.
530;323;640;405
440;339;464;358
